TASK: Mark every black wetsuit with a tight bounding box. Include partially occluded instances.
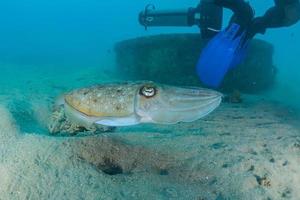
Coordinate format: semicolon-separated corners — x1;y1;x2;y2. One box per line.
213;0;300;39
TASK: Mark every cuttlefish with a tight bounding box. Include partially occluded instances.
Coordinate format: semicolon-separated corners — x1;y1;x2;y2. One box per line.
53;81;222;131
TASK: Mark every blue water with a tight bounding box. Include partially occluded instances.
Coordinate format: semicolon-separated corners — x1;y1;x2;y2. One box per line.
0;0;299;108
0;1;194;66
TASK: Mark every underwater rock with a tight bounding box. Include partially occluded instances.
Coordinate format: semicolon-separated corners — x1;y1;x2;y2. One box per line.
115;34;276;93
223;90;243;104
254;175;272;187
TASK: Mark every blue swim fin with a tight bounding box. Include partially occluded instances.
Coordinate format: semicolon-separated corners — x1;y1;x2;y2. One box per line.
196;23;249;88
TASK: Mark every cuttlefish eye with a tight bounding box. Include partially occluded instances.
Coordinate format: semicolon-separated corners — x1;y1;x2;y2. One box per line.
139;85;157;98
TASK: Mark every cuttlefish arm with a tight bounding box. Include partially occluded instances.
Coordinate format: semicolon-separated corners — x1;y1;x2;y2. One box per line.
62;82;222;127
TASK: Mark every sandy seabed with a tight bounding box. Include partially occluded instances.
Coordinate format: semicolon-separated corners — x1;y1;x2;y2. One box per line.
0;63;299;199
0;94;299;200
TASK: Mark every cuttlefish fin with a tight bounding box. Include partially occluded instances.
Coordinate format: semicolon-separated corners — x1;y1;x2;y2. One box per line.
95;115;141;126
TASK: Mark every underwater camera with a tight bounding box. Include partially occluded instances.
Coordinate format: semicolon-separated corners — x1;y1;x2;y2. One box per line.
138;1;223;38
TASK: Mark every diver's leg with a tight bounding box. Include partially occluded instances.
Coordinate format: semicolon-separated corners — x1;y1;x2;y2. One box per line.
280;0;300;26
200;0;224;38
214;0;254;27
247;0;300;38
263;0;300;27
